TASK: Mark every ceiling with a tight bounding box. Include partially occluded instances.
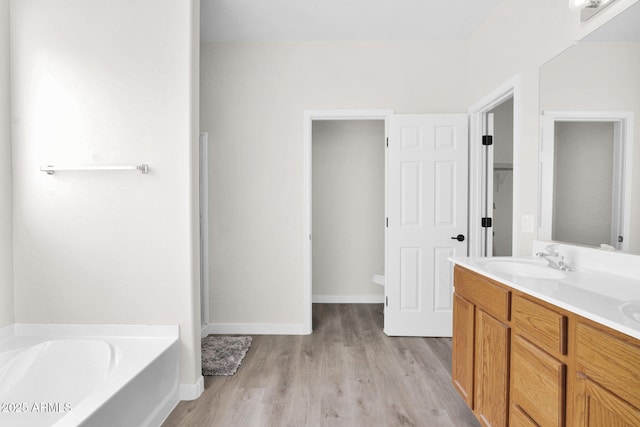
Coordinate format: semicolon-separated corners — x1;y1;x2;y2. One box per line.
200;0;503;42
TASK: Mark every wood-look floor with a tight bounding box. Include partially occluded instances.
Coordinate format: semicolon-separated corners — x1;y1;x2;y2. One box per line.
163;304;480;427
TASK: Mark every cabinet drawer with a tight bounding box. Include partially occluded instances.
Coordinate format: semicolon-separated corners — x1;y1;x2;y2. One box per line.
576;321;640;409
514;295;567;355
455;266;510;321
511;335;565;427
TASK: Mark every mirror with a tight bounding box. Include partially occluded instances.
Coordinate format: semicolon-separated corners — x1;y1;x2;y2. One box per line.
539;1;640;253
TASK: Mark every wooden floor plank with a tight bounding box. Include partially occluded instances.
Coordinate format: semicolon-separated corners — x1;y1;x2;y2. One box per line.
163;303;479;427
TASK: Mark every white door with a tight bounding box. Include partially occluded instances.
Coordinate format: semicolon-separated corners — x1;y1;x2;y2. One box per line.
385;114;468;337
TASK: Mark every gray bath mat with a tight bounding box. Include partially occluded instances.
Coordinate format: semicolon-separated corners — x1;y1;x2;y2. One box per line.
201;335;252;376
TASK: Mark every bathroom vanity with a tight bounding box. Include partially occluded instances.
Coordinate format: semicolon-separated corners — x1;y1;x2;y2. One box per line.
450;244;640;427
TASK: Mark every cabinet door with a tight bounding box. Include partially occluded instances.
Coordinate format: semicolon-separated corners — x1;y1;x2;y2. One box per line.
452;293;475;408
510;405;538;427
574;374;640;426
511;335;565;426
475;309;510;427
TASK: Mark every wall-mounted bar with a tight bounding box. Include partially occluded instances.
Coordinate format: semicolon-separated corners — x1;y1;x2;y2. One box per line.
40;164;149;175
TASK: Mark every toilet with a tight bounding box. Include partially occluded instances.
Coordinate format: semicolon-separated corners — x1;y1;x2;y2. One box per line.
372;273;385;287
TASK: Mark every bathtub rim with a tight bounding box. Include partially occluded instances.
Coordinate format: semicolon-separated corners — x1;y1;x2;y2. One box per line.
0;323;180;427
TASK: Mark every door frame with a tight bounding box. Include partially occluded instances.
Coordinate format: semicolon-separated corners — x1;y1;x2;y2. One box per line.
539;110;633;250
303;109;394;334
468;75;521;257
199;131;210;327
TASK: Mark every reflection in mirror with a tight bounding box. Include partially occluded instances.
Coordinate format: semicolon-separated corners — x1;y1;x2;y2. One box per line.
539;111;631;250
553;121;617;246
539;1;640;253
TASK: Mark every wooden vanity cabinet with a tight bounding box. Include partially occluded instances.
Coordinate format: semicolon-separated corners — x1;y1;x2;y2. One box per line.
511;295;567;427
573;320;640;426
475;309;510;427
453;266;511;427
452;265;640;427
452;293;475;408
573;375;640;426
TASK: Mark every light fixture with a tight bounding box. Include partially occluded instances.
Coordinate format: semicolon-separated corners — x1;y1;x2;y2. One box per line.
568;0;613;10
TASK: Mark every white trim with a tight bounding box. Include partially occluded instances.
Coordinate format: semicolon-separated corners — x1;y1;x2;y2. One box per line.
199;132;210;326
538;110;633;251
303;109;394;336
203;322;307;336
179;376;204;401
312;294;385;304
468;75;521;257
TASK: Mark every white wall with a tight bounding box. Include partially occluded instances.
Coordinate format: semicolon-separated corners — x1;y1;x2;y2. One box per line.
0;0;13;328
200;1;640;329
540;42;640;252
312;120;384;301
10;0;201;389
201;41;468;327
467;0;640;255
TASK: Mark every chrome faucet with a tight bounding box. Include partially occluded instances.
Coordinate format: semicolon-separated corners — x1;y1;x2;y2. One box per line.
536;244;574;271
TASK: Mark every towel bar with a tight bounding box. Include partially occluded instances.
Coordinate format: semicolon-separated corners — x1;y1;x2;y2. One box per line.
40;164;149;175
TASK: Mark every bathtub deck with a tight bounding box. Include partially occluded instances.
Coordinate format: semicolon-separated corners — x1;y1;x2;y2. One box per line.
163;303;479;427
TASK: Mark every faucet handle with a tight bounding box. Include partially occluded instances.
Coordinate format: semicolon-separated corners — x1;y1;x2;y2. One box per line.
544;243;560;256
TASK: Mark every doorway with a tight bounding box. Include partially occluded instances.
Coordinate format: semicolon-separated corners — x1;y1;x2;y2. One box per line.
469;76;520;257
303;110;469;337
303;110;393;334
311;120;385;304
488;98;514;256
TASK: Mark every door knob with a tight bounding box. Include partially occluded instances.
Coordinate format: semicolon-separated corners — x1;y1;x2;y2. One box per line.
451;234;465;242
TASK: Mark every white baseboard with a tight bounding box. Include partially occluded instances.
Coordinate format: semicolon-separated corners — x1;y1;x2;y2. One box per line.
312;294;384;304
179;375;204;401
201;322;308;336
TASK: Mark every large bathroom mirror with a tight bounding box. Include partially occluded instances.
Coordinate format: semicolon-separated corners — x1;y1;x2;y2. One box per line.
539;1;640;253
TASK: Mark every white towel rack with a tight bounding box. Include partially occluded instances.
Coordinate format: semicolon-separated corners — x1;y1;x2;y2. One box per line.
40;164;149;175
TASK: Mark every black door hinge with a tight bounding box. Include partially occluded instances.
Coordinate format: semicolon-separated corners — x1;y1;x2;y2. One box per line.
386;137;389;147
482;135;493;146
482;217;492;228
386;217;388;228
385;296;388;307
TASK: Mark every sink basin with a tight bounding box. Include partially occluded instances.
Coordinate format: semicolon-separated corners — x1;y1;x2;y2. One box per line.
482;260;567;280
620;301;640;323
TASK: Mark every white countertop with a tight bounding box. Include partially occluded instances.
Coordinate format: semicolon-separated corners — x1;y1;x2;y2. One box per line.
449;255;640;341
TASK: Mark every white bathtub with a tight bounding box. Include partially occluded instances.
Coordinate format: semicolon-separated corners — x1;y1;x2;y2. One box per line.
0;324;179;427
